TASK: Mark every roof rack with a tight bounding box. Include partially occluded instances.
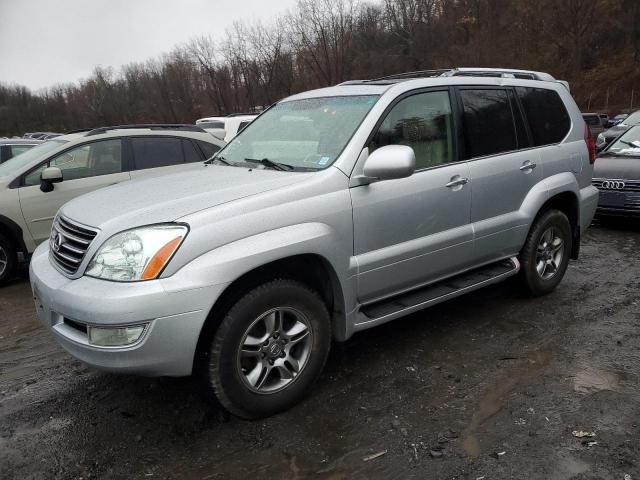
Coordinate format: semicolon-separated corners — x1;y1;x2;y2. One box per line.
85;124;207;136
225;113;258;117
338;67;569;90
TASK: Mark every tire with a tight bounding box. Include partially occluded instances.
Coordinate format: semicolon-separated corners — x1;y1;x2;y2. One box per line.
519;209;572;296
202;279;331;419
0;233;18;287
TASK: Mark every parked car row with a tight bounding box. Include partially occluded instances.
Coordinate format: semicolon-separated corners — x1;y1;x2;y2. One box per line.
0;124;224;284
195;113;257;142
0;138;42;164
27;68;599;419
23;132;63;140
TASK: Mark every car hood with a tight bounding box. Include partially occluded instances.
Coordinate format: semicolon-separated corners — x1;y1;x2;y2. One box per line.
60;164;313;230
594;155;640;180
603;125;628;139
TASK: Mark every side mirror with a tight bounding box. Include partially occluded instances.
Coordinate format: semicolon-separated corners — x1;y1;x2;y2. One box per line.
356;145;415;185
40;166;63;193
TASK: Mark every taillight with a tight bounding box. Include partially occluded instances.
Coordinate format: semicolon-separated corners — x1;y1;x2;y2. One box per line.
584;124;596;164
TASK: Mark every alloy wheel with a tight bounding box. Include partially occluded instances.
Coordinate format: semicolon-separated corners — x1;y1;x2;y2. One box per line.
535;227;565;280
236;307;313;394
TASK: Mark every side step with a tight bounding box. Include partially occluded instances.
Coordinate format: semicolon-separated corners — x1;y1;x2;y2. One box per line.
358;257;520;327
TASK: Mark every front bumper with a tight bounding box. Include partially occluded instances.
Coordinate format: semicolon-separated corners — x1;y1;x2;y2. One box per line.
29;243;228;376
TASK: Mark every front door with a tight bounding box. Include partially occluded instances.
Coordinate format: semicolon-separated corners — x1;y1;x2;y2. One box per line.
350;90;473;303
19;139;130;244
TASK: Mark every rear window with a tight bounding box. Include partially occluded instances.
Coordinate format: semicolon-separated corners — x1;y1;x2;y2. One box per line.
199;121;225;129
583;115;600;126
460;89;517;158
517;87;570;146
131;137;184;170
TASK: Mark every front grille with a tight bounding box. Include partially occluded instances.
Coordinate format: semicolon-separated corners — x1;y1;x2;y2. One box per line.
49;216;98;275
593;178;640;193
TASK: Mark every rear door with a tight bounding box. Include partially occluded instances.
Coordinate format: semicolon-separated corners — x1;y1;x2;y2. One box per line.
128;136;203;179
457;87;543;263
18;139;130;244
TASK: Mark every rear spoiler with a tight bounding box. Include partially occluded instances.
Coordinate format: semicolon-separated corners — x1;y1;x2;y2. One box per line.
557;80;570;92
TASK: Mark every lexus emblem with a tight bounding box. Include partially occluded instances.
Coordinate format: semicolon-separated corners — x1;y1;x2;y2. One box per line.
52;231;63;252
602;180;626;190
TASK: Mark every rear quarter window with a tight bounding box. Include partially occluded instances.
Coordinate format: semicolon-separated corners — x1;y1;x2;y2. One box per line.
517;87;571;146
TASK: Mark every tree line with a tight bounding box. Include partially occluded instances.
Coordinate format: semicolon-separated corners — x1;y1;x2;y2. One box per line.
1;0;639;137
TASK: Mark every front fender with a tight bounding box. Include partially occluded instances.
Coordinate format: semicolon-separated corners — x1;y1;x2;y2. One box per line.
161;222;358;340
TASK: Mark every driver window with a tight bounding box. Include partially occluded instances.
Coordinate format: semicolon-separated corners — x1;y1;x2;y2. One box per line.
369;91;454;170
24;139;123;186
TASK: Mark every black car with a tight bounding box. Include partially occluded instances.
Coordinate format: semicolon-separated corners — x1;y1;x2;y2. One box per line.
0;139;42;164
596;110;640;151
593;124;640;217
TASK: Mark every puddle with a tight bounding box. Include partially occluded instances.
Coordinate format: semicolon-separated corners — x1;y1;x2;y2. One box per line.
462;348;553;457
573;366;620;394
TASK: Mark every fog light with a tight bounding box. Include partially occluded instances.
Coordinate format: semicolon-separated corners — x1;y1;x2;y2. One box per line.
87;325;146;347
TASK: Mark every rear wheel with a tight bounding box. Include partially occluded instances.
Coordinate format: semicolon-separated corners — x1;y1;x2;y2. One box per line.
0;234;18;287
202;279;331;419
519;209;572;296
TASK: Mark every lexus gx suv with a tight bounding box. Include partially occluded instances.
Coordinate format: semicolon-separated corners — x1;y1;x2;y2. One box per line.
30;69;599;419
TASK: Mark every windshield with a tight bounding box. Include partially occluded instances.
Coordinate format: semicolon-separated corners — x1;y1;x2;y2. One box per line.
622;111;640;125
0;139;67;178
215;95;379;170
606;126;640;156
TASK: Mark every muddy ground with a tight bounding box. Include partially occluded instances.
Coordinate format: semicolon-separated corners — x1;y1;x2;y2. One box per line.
1;221;639;480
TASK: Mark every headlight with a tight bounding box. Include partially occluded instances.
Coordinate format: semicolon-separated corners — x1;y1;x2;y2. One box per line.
596;133;605;147
85;224;188;282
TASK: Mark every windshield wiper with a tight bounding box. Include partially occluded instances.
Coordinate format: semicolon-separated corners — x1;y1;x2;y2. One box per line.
619;140;640;148
244;157;294;171
205;155;231;166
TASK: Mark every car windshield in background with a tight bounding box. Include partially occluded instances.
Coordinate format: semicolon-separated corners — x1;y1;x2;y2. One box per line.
0;139;67;178
583;115;601;126
216;95;379;171
606;126;640;156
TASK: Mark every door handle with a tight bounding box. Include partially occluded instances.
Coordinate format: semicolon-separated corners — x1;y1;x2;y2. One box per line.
519;161;537;172
446;177;469;188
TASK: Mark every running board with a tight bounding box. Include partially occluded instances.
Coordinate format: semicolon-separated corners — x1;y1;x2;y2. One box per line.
355;257;520;330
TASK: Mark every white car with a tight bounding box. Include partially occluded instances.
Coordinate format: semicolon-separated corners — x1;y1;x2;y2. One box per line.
196;114;257;142
0;124;224;285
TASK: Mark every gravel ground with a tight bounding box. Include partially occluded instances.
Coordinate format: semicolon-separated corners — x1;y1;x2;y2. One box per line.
1;221;639;480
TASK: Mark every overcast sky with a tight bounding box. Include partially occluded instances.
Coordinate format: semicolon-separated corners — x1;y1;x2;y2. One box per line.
0;0;298;91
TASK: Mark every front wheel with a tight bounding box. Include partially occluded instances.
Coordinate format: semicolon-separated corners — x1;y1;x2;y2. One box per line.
519;209;572;296
202;279;331;419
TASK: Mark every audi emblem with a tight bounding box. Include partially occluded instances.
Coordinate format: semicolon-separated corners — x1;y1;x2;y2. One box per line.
601;180;626;190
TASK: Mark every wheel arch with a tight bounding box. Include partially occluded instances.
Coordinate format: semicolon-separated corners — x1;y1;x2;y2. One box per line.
0;214;28;256
193;253;347;374
528;189;581;260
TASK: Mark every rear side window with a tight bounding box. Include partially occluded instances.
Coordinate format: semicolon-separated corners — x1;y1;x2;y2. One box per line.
517;87;570;146
182;139;202;163
131;137;184;170
459;89;516;158
197;140;221;158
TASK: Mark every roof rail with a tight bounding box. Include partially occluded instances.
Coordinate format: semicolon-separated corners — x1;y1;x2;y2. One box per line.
66;128;95;134
85;124;207;136
370;69;452;81
225;113;258;117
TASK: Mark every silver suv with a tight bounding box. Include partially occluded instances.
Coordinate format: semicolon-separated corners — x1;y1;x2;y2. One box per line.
30;69;599;418
0;125;224;285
